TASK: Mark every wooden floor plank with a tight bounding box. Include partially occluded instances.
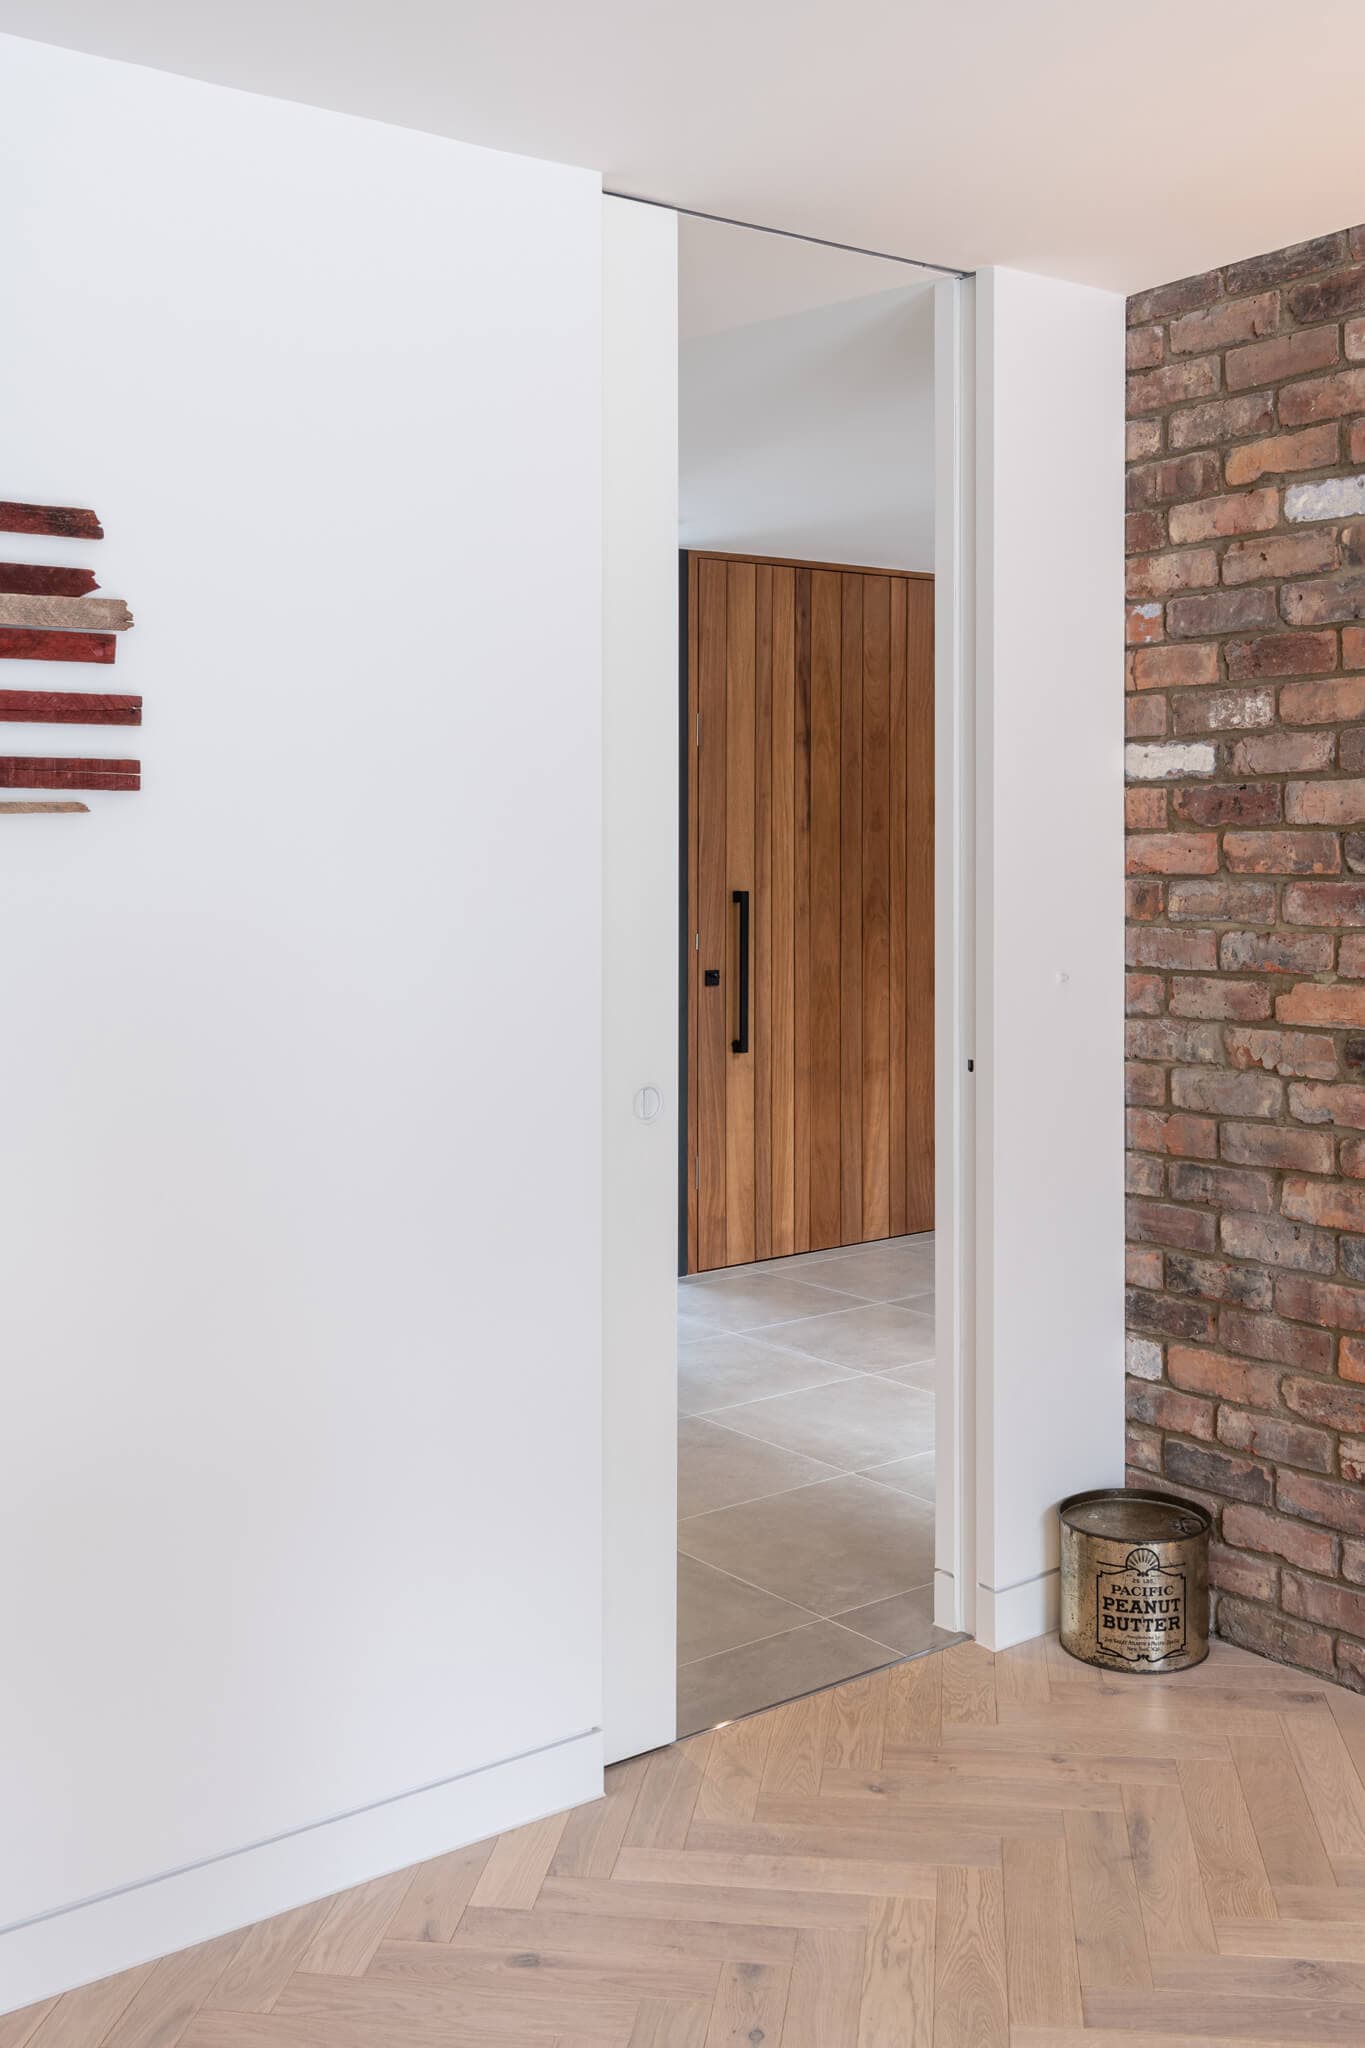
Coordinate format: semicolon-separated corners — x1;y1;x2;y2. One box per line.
782;1926;864;2047
932;1866;1007;2048
1002;1836;1082;2028
203;1899;336;2012
1281;1707;1365;1861
1177;1758;1277;1921
1232;1732;1335;1888
1063;1807;1153;1991
1123;1782;1218;1957
701;1959;790;2047
858;1895;933;2048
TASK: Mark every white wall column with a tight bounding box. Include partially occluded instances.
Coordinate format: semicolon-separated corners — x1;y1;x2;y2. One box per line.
972;266;1127;1649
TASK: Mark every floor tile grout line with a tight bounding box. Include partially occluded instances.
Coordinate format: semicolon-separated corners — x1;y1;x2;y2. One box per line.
678;1459;940;1521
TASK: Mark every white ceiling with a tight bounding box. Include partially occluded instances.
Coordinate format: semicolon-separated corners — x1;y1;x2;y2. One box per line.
2;1;1362;291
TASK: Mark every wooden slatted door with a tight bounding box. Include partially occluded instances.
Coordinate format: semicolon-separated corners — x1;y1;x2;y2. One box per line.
686;550;934;1273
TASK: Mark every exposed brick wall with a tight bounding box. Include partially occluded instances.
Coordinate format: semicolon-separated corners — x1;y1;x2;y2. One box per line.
1124;224;1365;1688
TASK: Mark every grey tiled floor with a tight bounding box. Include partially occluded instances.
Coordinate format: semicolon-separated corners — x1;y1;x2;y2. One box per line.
676;1231;958;1735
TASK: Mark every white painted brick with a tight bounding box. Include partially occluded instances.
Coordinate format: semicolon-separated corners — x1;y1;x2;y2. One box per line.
1126;1335;1163;1382
1285;475;1365;523
1125;740;1217;781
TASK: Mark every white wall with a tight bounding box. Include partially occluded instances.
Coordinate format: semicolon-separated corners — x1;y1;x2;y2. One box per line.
0;35;603;2008
601;195;679;1763
680;281;935;570
972;267;1126;1649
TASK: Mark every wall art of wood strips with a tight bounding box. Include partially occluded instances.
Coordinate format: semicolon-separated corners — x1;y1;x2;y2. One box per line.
0;500;140;810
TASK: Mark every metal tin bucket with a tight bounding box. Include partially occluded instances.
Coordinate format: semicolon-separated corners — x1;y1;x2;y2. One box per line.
1059;1487;1211;1673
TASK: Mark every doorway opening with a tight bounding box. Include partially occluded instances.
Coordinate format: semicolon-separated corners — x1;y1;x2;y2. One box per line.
672;219;959;1734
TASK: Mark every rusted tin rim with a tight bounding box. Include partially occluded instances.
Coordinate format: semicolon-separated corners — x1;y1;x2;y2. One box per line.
1059;1486;1212;1538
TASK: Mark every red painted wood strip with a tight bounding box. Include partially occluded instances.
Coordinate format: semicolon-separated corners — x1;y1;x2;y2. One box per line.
0;563;99;597
0;691;140;725
0;757;138;790
0;628;114;665
0;502;103;539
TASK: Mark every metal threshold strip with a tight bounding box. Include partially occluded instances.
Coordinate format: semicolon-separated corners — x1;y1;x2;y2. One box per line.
603;188;972;279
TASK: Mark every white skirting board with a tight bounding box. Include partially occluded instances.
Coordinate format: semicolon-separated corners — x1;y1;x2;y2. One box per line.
975;1568;1060;1652
0;1729;602;2016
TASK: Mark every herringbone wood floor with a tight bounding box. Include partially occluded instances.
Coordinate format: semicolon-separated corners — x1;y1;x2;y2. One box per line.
11;1633;1365;2047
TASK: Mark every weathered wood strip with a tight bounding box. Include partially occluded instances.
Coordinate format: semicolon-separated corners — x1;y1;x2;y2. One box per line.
0;563;99;597
0;501;103;538
0;756;139;790
0;691;140;725
0;628;115;665
0;595;131;632
0;801;89;813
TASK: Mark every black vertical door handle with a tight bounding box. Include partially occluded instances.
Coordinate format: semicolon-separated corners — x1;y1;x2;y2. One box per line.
732;889;750;1054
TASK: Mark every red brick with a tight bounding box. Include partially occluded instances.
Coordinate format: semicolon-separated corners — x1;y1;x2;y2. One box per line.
1126;1379;1214;1439
1125;788;1166;831
1224;324;1342;392
1343;1534;1365;1583
1288;268;1365;323
1127;357;1221;416
1277;983;1365;1027
1342;935;1365;976
1126;1061;1166;1107
1224;830;1339;875
1167;1439;1272;1503
1209;1543;1278;1603
1229;633;1338;683
1353;421;1365;466
1128;548;1219;599
1126;323;1164;370
1218;1408;1335;1474
1168;1160;1274;1211
1279;367;1365;427
1226;236;1349;295
1126;1287;1216;1344
1164;1253;1272;1311
1170;686;1275;735
1128;509;1166;553
1129;453;1221;509
1342;1137;1365;1178
1284;881;1365;926
1341;521;1365;567
1219;928;1334;972
1275;1273;1365;1332
1227;1507;1334;1564
1289;1081;1365;1127
1126;971;1164;1016
1132;643;1220;691
1342;1440;1365;1484
1169;976;1270;1019
1168;878;1275;922
1216;1595;1335;1673
1232;731;1336;776
1169;394;1275;452
1344;626;1365;669
1127;878;1165;921
1129;271;1223;326
1126;1198;1217;1252
1126;694;1167;738
1167;1345;1279;1407
1126;1428;1163;1475
1282;684;1365;729
1220;1309;1335;1370
1286;779;1365;826
1169;292;1279;355
1340;1335;1365;1382
1283;1374;1365;1434
1283;571;1365;628
1127;601;1165;646
1278;1468;1365;1537
1167;588;1276;638
1170;1068;1281;1116
1222;532;1339;586
1349;319;1365;363
1280;1179;1365;1234
1224;1028;1338;1080
1128;927;1218;971
1282;1572;1365;1637
1126;832;1218;876
1127;1245;1164;1288
1221;1121;1333;1171
1169;489;1279;544
1127;1151;1164;1196
1126;1109;1218;1157
1220;1213;1335;1272
1172;784;1279;828
1127;1018;1222;1063
1225;424;1339;487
